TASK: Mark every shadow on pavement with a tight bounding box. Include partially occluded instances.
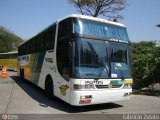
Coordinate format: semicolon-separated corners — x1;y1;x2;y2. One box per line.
10;75;123;113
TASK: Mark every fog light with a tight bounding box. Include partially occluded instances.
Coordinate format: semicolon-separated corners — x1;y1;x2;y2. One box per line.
80;95;92;99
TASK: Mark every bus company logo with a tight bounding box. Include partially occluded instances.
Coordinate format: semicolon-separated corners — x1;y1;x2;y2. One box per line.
2;113;8;120
59;85;69;96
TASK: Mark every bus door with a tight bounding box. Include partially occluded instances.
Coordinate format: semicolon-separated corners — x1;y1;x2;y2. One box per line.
56;39;74;102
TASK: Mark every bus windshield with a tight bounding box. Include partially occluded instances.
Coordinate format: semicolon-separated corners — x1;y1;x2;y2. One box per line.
110;42;131;78
72;18;131;79
74;18;129;42
74;38;109;78
74;38;131;79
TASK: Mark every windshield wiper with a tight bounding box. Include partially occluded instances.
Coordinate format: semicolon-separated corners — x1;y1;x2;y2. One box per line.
95;56;109;80
95;67;104;80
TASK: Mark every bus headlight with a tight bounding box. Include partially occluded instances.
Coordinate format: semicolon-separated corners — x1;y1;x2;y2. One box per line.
123;83;132;89
74;84;95;90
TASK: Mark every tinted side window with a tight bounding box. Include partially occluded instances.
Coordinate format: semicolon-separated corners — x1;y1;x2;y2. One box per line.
18;25;56;55
37;34;44;52
18;46;21;55
56;18;73;80
58;18;72;39
45;25;56;50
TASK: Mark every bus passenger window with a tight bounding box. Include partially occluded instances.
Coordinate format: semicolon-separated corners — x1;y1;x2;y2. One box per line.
56;39;73;80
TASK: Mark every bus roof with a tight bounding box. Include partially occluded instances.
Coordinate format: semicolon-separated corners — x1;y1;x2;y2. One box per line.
20;14;126;46
58;14;126;27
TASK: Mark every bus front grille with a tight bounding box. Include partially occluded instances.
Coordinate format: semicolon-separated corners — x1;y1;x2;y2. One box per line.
95;84;123;89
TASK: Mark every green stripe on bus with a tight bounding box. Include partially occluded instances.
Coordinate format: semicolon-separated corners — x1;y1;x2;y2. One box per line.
31;51;46;85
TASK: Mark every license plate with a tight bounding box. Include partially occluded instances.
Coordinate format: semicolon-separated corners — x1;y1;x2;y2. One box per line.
85;80;103;85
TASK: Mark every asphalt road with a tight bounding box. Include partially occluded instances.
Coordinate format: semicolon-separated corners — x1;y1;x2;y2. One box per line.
0;71;160;120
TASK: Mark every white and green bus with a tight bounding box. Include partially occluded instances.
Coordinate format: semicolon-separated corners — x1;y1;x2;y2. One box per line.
18;14;132;106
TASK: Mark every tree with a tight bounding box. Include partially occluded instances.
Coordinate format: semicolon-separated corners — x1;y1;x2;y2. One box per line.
131;41;160;89
0;26;23;52
156;24;160;27
68;0;127;19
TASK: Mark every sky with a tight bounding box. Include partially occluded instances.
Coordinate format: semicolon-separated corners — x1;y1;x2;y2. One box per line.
0;0;159;42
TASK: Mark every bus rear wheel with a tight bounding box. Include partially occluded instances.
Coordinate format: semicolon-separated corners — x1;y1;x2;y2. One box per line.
45;77;55;99
20;68;25;82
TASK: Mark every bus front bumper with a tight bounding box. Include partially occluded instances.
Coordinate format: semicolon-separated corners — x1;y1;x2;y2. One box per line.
70;89;132;106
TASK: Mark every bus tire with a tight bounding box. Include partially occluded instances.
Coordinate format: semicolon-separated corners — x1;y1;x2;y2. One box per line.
45;76;55;99
20;68;25;82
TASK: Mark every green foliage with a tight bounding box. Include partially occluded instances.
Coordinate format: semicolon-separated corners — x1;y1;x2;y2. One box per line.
131;41;160;89
0;26;23;52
